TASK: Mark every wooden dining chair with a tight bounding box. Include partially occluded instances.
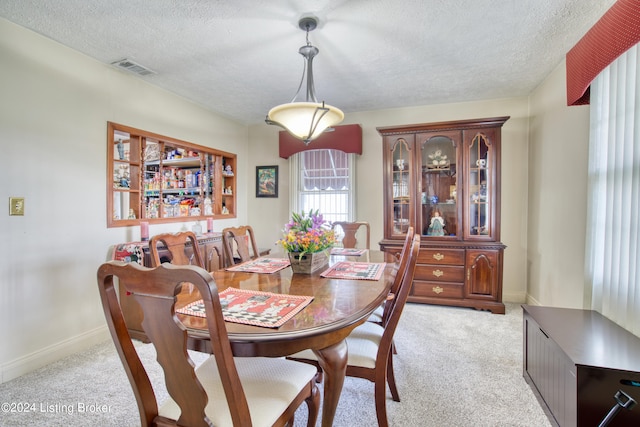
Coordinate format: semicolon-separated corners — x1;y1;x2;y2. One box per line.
97;261;320;427
221;225;260;267
148;231;204;268
332;221;371;249
369;226;415;325
203;242;223;272
288;234;420;427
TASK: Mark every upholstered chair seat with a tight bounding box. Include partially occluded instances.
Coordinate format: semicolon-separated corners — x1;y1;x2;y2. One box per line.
289;321;384;371
159;356;318;427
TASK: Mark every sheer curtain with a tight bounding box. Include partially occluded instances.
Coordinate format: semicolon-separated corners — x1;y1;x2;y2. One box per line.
289;149;356;223
585;43;640;336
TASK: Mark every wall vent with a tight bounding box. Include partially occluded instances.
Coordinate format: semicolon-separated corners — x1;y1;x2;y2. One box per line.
111;58;156;76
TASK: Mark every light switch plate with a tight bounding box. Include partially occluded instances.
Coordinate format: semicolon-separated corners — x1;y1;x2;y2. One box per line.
9;197;25;216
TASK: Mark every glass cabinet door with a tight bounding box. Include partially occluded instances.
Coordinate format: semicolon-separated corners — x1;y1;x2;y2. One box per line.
467;132;492;238
419;132;459;238
391;138;412;235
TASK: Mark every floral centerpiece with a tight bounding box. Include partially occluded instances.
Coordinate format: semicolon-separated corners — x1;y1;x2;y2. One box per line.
278;210;335;273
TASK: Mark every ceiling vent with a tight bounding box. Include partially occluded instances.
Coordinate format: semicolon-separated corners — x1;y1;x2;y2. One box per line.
111;58;156;76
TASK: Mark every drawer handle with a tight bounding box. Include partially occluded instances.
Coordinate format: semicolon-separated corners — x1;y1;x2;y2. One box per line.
539;327;549;339
432;269;444;278
433;253;445;261
433;286;444;294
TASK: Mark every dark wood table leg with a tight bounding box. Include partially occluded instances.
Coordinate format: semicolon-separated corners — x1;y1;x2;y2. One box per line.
313;339;348;427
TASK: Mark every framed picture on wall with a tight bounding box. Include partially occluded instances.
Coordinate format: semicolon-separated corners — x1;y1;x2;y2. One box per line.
256;165;278;198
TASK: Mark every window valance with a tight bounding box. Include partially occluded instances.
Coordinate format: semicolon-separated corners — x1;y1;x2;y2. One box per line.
566;0;640;106
278;124;362;159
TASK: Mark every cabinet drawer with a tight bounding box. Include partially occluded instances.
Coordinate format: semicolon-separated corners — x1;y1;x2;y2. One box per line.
413;280;464;298
418;248;464;265
415;264;465;282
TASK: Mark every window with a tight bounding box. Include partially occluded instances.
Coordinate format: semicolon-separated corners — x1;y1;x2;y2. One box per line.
290;149;355;223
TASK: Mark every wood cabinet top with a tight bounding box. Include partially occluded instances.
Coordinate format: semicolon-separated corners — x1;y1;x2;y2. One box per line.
376;116;510;135
522;304;640;373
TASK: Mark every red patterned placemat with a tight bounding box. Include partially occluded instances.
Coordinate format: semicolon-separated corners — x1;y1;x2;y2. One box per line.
176;288;313;328
320;261;386;281
330;248;368;256
225;257;290;273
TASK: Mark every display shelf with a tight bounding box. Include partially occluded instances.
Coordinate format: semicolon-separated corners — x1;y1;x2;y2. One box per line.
107;122;236;227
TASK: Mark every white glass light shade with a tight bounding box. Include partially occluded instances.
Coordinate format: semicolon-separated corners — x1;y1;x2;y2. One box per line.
267;101;344;144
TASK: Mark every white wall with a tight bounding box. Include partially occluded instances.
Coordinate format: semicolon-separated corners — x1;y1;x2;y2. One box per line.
527;59;591;308
0;19;247;382
248;97;532;303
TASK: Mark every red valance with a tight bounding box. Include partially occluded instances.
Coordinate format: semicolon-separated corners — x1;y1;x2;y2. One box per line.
278;124;362;159
566;0;640;106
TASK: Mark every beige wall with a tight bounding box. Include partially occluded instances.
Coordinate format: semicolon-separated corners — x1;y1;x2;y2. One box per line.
248;98;532;303
0;19;248;382
527;60;591;308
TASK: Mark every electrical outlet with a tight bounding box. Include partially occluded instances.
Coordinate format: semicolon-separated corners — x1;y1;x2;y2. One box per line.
9;197;25;216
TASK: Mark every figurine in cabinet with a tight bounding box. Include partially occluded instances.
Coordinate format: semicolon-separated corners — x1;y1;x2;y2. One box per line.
471;180;487;203
427;149;449;169
203;197;213;215
224;164;234;176
427;210;445;236
117;139;125;160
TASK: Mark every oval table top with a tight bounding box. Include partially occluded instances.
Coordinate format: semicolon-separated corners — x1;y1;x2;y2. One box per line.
176;250;394;357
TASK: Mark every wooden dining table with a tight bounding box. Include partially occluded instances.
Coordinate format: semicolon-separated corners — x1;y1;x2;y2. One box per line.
175;250;394;427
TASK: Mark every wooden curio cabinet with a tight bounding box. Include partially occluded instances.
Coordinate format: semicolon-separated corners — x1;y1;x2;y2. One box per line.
378;117;509;314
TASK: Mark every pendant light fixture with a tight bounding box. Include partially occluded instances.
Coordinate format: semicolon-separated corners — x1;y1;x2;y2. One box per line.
265;16;344;145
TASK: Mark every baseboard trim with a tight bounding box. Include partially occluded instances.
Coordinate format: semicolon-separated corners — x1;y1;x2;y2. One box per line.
503;290;527;303
1;326;110;384
525;294;543;306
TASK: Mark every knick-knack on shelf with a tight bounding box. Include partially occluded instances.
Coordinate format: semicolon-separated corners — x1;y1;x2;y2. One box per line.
427;210;445;236
117;139;125;160
203;197;213;215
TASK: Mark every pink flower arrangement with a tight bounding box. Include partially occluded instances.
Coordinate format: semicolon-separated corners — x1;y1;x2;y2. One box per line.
277;210;335;257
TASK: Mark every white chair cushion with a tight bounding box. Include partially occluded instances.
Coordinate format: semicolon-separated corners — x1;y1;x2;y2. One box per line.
159;356;317;427
289;322;385;370
368;305;384;323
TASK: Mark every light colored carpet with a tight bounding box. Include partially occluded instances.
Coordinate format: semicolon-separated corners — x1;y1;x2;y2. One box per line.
0;303;552;426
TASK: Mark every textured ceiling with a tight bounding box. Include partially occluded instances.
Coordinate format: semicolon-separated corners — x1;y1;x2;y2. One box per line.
0;0;616;125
